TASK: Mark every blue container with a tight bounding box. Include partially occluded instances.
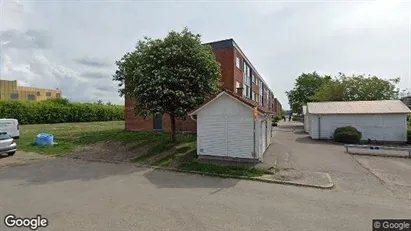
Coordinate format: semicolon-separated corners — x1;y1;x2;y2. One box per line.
35;133;54;146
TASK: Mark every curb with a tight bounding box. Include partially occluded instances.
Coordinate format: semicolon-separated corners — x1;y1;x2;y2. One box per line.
61;156;334;189
349;152;411;159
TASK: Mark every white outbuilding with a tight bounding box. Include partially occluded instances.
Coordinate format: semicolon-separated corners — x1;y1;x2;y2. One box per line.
189;90;274;162
306;100;411;142
302;105;310;133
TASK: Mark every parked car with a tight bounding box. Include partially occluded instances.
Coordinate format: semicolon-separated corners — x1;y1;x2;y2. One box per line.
0;132;17;156
0;118;20;139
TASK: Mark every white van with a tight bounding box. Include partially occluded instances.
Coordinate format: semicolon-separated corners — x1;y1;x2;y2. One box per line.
0;119;20;139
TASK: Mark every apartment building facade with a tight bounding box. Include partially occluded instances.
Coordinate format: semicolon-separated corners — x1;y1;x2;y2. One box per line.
206;39;279;112
125;38;282;132
0;80;62;102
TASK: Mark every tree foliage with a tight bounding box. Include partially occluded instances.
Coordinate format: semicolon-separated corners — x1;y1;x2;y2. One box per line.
113;28;221;141
311;73;399;102
287;72;400;113
286;72;331;113
399;88;411;99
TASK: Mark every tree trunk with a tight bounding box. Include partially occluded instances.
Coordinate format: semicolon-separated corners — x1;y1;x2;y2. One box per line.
170;114;177;142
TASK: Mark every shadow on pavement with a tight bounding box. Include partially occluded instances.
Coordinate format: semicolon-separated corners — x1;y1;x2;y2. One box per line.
295;136;342;147
0;158;145;185
143;169;240;189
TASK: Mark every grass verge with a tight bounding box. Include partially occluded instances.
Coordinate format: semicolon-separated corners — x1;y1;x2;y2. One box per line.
17;121;196;155
181;158;271;177
153;141;196;166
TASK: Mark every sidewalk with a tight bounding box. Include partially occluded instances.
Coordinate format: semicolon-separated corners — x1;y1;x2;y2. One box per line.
256;122;334;189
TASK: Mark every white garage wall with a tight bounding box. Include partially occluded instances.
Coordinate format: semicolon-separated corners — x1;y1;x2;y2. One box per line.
304;114;309;133
310;114;408;142
197;94;255;158
267;118;272;148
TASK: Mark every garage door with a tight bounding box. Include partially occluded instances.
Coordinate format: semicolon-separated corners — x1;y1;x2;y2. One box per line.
227;117;253;158
198;116;227;156
198;116;254;158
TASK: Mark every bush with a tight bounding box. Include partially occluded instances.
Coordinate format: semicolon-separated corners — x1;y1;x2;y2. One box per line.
273;116;281;122
407;130;411;144
292;115;303;122
0;99;124;125
333;126;362;144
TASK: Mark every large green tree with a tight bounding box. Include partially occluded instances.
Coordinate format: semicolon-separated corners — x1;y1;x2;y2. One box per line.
285;72;331;113
310;73;399;102
113;28;221;141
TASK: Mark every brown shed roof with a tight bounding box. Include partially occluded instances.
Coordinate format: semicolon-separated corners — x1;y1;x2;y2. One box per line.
189;89;275;115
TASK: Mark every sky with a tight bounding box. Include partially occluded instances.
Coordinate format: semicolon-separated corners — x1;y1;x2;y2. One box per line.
0;0;410;109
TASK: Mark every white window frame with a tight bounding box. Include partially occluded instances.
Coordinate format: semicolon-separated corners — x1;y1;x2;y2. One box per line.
236;57;241;69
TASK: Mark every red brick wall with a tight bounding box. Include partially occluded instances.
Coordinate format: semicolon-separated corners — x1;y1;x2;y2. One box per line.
162;115;197;132
125;97;197;132
233;49;244;89
213;47;235;91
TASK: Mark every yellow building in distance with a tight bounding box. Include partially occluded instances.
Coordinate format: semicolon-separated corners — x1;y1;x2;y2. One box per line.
0;80;62;102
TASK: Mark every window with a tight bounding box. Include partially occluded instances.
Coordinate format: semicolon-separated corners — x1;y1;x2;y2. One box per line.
243;61;251;98
36;92;41;96
46;92;51;97
56;93;61;98
10;93;18;99
235;81;241;94
236;57;241;69
27;95;35;101
252;73;255;84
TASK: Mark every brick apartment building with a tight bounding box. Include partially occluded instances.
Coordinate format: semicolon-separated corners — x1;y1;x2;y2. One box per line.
125;38;282;132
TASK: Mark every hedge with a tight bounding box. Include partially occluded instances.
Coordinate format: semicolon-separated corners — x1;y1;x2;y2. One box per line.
333;126;362;144
0;99;124;125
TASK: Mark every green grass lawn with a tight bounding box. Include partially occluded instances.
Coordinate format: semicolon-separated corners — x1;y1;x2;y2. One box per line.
17;121;270;178
17;121;196;155
181;159;271;177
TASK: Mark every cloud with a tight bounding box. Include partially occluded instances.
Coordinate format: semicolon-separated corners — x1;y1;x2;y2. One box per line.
0;29;51;49
80;71;112;80
96;85;117;92
73;56;112;67
0;0;409;108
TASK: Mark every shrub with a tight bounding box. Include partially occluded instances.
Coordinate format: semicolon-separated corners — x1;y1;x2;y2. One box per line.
292;115;303;122
273;116;281;122
407;129;411;144
0;99;124;125
333;126;362;144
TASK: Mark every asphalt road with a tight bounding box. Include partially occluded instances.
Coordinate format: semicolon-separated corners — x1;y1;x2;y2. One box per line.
1;157;410;231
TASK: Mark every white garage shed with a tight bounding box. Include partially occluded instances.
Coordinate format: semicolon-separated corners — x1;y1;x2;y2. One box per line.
189;90;274;162
306;100;411;142
302;105;310;133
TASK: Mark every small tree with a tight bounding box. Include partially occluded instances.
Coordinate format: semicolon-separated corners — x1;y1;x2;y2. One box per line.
311;74;399;102
286;72;331;113
113;28;221;142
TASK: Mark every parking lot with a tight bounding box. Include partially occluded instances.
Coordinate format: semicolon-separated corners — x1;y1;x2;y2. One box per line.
266;122;411;199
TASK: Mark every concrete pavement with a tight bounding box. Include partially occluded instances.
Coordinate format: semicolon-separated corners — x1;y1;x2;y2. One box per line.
1;157;411;231
262;122;411;199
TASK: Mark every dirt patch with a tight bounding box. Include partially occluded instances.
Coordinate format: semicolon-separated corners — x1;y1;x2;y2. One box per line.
167;151;197;168
64;141;160;162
